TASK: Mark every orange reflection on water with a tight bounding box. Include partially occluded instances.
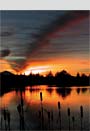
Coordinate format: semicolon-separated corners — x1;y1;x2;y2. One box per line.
0;86;89;111
24;86;89;110
0;91;16;108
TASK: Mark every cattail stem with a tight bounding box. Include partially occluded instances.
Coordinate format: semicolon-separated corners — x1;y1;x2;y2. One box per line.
59;110;61;130
40;92;44;130
69;117;70;131
72;116;75;130
48;111;50;129
80;106;83;131
7;110;11;130
1;116;3;130
20;91;25;130
5;119;7;130
41;105;44;129
58;102;61;130
40;92;43;102
81;118;82;131
3;109;7;130
67;108;71;131
51;111;54;130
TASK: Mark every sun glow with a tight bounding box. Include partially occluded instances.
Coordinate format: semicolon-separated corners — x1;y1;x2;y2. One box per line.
19;57;89;76
23;66;50;76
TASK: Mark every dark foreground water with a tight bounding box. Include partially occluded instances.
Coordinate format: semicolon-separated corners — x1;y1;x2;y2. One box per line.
0;86;90;130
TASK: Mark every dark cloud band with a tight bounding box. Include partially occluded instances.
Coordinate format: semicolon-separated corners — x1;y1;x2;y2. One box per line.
0;49;11;57
23;11;89;70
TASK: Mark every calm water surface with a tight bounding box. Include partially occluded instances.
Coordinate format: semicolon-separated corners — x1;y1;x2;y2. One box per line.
0;86;90;130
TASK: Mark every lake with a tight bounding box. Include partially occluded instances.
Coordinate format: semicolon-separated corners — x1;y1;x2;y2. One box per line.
0;86;90;130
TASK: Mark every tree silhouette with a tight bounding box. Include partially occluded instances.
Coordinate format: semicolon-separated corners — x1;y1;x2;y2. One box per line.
0;70;89;95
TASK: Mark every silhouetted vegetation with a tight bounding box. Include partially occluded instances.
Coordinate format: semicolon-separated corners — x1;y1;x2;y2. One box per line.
0;70;90;95
56;87;72;98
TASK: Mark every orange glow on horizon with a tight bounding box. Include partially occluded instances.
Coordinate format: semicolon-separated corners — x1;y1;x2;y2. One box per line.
0;56;89;76
24;69;47;76
21;65;51;76
20;57;89;76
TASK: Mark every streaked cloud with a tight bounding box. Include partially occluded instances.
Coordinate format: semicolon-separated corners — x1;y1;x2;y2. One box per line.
0;11;89;75
6;56;26;60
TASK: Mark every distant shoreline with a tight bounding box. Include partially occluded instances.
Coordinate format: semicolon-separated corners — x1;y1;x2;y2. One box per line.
0;70;90;95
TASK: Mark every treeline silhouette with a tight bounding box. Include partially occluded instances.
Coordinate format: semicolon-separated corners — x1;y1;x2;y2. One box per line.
0;70;90;94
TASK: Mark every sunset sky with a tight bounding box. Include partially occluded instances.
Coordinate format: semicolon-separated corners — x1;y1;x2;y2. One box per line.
0;11;89;75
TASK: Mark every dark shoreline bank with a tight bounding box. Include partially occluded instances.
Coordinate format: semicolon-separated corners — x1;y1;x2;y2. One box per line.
0;70;90;96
